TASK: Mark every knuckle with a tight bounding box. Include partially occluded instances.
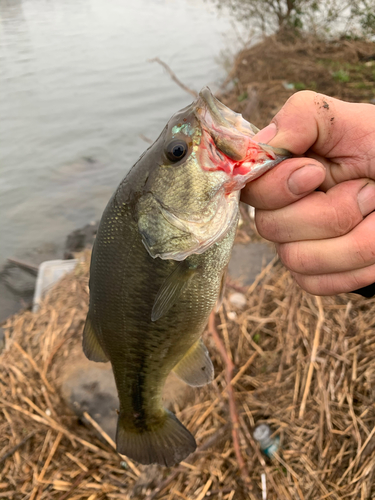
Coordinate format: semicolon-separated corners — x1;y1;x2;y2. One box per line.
292;272;318;294
278;242;319;274
294;273;334;296
328;202;358;236
284;90;317;110
273;91;318;126
277;243;293;269
352;236;375;267
278;243;299;271
346;272;366;291
255;211;283;242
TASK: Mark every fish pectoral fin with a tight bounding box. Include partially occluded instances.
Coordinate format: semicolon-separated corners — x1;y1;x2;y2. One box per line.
82;316;108;363
173;339;214;387
151;261;197;322
116;409;196;466
216;265;227;312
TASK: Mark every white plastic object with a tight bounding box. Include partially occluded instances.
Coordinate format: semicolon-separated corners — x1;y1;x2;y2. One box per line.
33;259;78;312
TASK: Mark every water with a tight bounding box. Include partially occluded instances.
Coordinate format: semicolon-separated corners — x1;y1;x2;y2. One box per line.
0;0;240;266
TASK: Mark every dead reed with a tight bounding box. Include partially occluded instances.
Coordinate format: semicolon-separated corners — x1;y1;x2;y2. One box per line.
1;249;375;499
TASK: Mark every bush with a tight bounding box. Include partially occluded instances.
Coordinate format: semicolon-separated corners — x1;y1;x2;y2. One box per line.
211;0;375;39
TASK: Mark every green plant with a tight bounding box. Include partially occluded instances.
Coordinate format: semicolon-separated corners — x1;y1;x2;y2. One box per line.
353;82;371;89
237;91;248;101
332;69;350;83
253;333;261;344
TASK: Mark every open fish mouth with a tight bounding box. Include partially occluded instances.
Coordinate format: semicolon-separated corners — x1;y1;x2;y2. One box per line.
198;87;260;143
194;87;259;162
194;87;291;188
138;88;291;262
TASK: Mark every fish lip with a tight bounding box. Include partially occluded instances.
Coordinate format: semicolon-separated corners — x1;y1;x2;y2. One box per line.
194;87;258;161
197;87;245;130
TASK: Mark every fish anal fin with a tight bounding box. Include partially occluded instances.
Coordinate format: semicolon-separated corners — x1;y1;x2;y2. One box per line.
151;262;196;322
173;339;214;387
82;316;108;363
116;410;196;467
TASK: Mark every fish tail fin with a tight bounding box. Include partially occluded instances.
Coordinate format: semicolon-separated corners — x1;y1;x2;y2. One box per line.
116;410;196;467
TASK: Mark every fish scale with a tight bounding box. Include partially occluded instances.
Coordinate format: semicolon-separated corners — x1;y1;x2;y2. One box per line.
83;87;290;466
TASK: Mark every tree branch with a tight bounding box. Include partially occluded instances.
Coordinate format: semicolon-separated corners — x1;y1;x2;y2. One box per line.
208;311;250;486
149;58;198;98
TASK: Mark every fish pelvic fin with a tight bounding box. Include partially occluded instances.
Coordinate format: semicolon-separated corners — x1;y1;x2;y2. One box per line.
173;339;214;387
151;261;197;322
82;316;108;363
116;410;196;467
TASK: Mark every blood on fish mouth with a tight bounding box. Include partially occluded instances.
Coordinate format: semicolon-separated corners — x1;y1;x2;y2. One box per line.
200;128;273;179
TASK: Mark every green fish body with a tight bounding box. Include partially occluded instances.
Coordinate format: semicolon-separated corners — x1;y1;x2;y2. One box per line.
83;88;290;466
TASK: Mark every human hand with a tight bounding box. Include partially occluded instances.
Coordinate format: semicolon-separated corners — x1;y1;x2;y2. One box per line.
241;91;375;295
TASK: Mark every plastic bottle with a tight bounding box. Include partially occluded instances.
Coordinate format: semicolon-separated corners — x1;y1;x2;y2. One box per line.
253;423;280;458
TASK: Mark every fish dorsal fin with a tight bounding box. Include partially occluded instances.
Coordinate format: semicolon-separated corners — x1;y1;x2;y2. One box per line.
82;316;109;363
173;339;214;387
151;262;197;322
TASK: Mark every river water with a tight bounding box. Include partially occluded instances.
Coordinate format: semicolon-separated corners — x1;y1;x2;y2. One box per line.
0;0;242;266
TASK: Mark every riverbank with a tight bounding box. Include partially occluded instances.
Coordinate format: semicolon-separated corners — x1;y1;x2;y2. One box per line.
2;33;375;499
2;34;375;324
2;245;375;498
219;34;375;127
0;223;98;323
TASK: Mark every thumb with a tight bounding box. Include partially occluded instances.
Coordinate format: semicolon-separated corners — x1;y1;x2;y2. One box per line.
253;90;337;154
253;90;374;191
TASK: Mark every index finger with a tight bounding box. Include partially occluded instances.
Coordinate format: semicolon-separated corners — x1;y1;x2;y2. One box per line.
241;157;326;209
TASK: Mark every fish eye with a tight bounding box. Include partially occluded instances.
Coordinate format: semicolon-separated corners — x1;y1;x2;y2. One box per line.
166;140;188;162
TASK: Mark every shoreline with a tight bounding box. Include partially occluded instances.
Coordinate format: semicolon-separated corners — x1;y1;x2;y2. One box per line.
0;222;98;323
2;34;374;323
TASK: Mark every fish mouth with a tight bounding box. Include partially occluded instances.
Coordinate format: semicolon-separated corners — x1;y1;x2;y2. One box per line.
194;86;258;162
199;87;260;138
194;86;291;188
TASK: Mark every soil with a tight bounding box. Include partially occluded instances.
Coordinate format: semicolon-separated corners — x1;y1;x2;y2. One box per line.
219;34;375;128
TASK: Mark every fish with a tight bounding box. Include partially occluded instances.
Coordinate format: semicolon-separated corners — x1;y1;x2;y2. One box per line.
82;87;290;467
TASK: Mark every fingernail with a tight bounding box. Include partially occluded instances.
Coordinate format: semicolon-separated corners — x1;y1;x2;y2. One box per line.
253;122;277;143
288;164;325;195
358;182;375;216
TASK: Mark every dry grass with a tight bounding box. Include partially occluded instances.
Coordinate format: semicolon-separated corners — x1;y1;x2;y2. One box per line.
1;248;375;499
2;34;375;497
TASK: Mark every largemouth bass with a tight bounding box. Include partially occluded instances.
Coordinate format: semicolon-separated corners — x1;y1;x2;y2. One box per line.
83;87;290;467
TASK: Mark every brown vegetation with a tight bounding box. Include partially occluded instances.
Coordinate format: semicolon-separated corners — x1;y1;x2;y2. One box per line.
1;247;375;498
220;35;375;128
2;35;375;500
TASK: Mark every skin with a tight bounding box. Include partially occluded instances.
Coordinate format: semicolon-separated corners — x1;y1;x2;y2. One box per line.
84;88;288;466
241;90;375;295
85;109;238;466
